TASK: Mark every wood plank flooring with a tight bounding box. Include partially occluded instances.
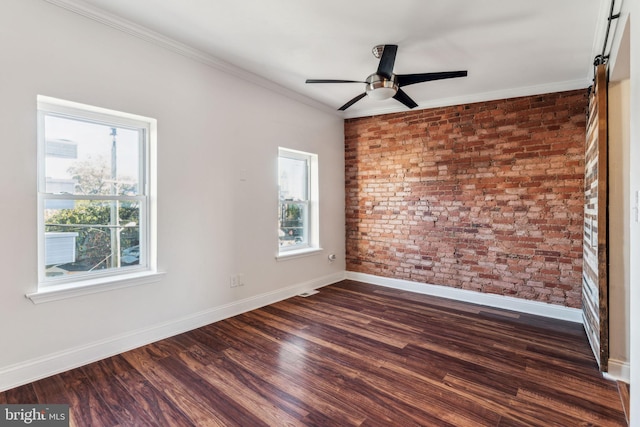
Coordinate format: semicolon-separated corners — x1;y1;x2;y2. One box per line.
1;280;627;426
618;381;630;424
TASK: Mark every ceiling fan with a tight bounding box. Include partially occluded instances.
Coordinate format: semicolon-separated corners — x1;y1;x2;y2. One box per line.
306;44;468;111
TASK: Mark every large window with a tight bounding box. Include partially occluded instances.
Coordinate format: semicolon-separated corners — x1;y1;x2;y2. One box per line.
278;148;319;255
37;96;155;289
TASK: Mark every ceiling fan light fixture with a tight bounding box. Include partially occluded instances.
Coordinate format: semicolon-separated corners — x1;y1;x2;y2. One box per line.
304;44;467;110
365;73;398;100
367;86;396;100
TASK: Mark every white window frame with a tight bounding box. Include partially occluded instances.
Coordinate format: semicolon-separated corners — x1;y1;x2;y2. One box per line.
277;147;321;260
29;96;162;303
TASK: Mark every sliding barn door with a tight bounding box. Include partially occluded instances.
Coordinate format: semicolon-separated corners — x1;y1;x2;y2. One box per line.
582;64;608;371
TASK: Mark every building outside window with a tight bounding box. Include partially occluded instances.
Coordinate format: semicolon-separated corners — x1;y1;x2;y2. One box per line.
37;96;155;289
278;147;319;255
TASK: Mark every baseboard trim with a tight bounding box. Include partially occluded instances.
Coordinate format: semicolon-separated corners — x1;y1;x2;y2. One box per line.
0;272;345;392
345;271;583;323
604;358;631;383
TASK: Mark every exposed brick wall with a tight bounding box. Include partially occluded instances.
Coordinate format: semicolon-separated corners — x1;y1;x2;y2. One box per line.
345;90;587;308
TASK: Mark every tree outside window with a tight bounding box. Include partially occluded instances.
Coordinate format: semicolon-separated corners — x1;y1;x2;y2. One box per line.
38;97;151;285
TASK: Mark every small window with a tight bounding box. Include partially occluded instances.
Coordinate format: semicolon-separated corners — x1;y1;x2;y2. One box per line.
37;96;155;288
278;148;319;254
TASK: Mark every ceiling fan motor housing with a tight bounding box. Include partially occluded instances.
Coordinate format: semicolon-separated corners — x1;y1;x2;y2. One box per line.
365;73;398;100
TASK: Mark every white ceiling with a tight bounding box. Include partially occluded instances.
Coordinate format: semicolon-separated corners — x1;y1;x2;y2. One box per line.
50;0;608;118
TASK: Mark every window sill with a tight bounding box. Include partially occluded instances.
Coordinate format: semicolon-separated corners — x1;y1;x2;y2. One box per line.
26;271;166;304
276;247;323;261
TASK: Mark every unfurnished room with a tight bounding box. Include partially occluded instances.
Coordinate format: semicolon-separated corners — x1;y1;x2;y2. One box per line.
0;0;639;426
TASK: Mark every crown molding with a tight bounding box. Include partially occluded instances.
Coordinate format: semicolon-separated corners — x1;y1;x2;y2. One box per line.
42;0;338;116
42;0;593;120
342;78;589;119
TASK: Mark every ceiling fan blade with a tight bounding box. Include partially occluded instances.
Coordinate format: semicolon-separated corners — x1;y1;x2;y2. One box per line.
338;93;367;111
306;79;365;84
376;44;398;80
393;88;418;109
396;71;468;87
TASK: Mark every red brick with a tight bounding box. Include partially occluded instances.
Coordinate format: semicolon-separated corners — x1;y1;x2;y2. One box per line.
345;90;586;308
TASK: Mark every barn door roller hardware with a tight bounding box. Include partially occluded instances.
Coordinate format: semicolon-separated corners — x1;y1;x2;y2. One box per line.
593;0;621;66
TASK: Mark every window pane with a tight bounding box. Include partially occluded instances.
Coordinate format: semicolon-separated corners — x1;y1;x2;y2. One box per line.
44;199;141;277
278;201;308;248
278;156;308;201
44;115;142;196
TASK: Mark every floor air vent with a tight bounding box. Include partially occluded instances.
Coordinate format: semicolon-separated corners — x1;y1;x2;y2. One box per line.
298;290;319;297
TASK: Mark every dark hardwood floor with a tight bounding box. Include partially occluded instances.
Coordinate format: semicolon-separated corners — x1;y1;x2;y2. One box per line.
1;280;627;426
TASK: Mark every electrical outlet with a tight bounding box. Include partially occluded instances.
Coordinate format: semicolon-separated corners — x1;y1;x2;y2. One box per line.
238;273;245;286
230;275;239;288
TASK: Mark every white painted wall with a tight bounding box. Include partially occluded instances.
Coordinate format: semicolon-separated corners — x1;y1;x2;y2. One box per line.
628;1;640;422
608;79;630;381
604;0;640;421
609;0;640;423
0;0;345;390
